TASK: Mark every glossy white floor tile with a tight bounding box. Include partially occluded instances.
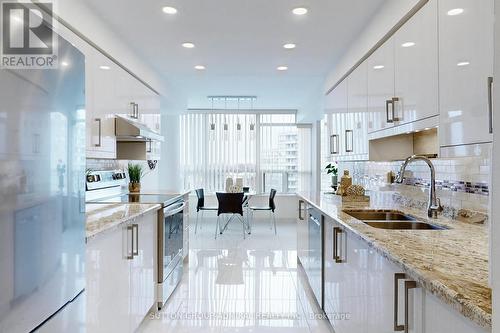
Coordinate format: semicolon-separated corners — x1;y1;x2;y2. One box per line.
138;218;332;333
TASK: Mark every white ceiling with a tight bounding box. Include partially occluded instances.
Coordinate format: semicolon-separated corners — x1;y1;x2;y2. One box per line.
84;0;387;111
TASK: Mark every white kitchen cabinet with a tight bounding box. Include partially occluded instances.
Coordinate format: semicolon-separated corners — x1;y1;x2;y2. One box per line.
367;37;396;133
86;211;157;333
324;218;366;333
129;212;156;329
297;199;309;270
86;221;132;333
325;79;347;159
346;62;369;160
393;0;439;125
438;0;494;149
364;246;424;333
324;68;369;161
324;218;425;333
424;290;488;333
85;49;118;159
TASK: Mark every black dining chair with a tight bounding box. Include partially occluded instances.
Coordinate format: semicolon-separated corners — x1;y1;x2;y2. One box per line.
215;192;248;239
195;189;218;234
248;189;277;234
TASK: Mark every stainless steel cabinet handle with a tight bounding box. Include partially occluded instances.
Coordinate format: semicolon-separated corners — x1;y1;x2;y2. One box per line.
126;225;134;259
386;100;393;123
333;226;343;263
134;103;139;119
394;273;405;331
94;118;102;147
330;134;339;154
130;102;134;118
147;139;152;153
404;280;417;333
298;200;304;220
392;97;400;122
488;77;493;134
345;130;353;153
132;223;139;256
394;273;417;332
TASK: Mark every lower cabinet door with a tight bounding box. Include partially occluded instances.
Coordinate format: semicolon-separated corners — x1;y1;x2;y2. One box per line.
424;290;488;333
365;246;403;333
297;200;309;269
324;221;366;333
86;223;132;333
335;230;368;333
129;213;156;330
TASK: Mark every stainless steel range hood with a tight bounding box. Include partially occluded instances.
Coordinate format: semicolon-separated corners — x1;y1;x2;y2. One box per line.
115;114;164;142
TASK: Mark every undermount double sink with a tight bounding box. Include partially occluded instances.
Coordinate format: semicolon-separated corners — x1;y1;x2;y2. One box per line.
343;210;448;230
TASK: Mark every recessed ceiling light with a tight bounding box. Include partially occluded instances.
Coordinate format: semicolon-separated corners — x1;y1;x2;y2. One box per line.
401;42;416;48
283;43;296;49
447;8;464;16
292;7;308;15
194;65;205;70
457;61;470;67
162;6;177;14
99;65;110;70
182;42;195;48
373;65;385;70
61;61;69;67
277;66;288;71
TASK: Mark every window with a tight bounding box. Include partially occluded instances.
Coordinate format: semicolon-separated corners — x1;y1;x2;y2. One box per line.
260;116;298;193
180;112;305;193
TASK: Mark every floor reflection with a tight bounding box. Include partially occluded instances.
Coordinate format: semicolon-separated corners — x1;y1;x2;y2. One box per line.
138;218;332;333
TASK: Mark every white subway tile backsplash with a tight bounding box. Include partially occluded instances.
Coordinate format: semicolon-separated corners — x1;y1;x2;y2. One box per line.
333;150;491;216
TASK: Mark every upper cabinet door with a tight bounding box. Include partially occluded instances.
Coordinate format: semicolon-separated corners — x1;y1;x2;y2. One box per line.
394;0;439;124
347;62;369;160
438;0;494;147
325;80;348;158
367;37;395;133
87;50;117;158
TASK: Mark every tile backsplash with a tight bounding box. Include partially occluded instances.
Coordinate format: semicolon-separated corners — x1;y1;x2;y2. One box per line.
86;159;161;190
326;149;491;217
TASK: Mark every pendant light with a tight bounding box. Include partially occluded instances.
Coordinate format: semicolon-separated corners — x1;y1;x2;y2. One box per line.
223;98;229;141
236;98;242;141
209;97;216;141
249;97;256;140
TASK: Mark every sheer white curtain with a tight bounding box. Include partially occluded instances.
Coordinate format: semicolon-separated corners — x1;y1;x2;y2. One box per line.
180;113;257;192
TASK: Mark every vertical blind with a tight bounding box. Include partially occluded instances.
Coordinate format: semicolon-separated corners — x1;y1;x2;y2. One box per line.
180;113;257;192
180;112;307;193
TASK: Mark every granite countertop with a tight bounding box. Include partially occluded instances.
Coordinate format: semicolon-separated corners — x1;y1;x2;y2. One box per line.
297;191;491;330
85;203;161;240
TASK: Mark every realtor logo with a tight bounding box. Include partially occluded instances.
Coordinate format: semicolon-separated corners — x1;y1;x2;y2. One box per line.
1;1;58;68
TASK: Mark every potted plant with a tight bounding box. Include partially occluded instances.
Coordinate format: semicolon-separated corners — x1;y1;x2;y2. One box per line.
325;163;339;189
127;163;145;193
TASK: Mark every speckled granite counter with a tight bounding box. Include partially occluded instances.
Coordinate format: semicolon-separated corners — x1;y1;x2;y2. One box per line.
297;191;491;330
86;203;161;240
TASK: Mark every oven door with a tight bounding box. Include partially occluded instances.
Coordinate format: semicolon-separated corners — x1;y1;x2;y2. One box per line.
159;200;184;283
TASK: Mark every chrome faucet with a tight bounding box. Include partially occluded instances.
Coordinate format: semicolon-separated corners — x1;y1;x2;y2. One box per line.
395;155;443;219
